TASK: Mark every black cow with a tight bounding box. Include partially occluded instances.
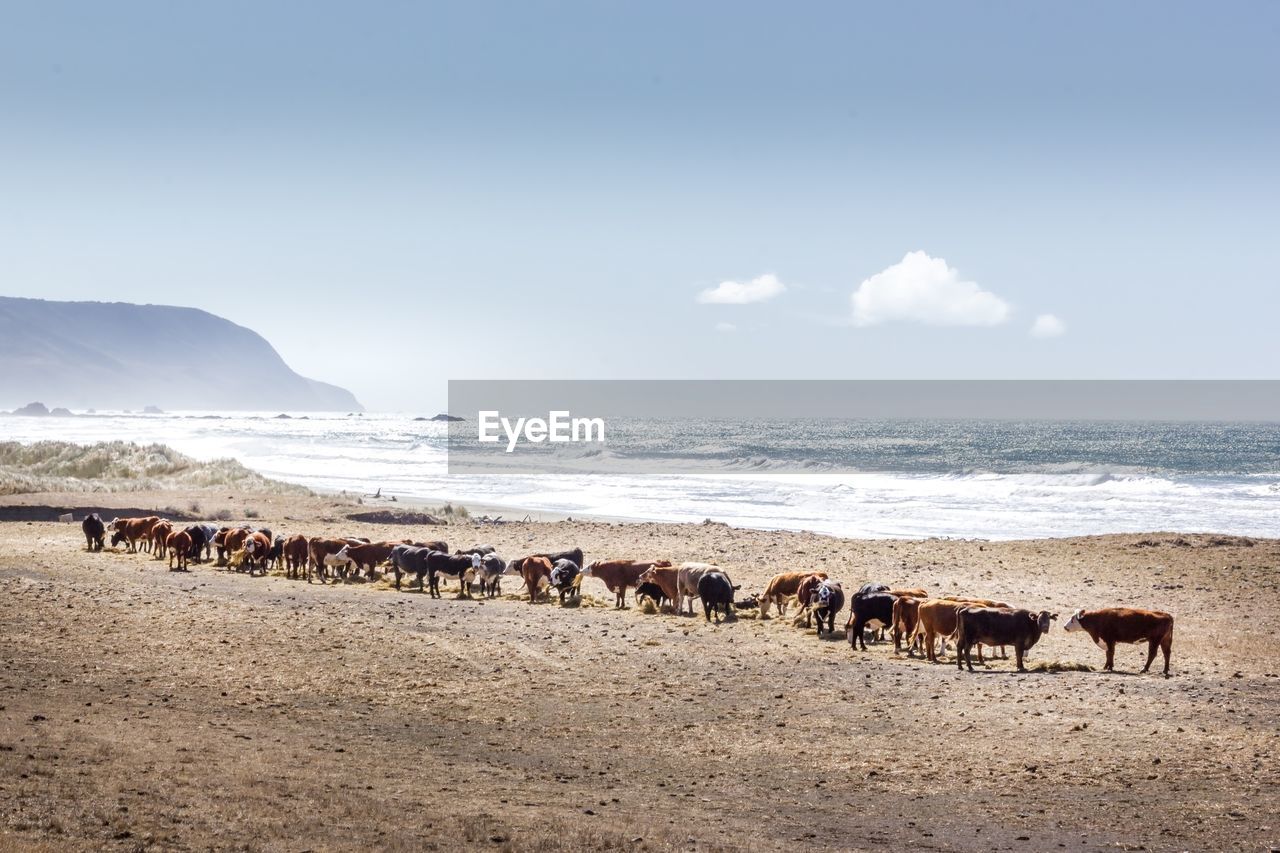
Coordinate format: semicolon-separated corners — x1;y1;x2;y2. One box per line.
847;592;896;651
426;551;481;599
853;582;889;598
956;607;1057;672
548;559;581;604
387;544;433;592
82;514;105;552
507;548;584;576
697;571;737;624
637;581;672;609
811;580;846;637
266;535;285;571
183;525;208;562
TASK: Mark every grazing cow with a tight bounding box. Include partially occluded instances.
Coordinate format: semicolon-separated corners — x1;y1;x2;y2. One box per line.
676;563;723;617
308;537;354;583
282;534;310;580
697;570;737;624
521;556;554;604
636;581;672;609
473;553;510;598
241;531;273;576
582;559;671;608
222;526;252;563
794;573;829;625
265;535;285;571
182;525;208;563
386;544;435;592
758;571;827;619
193;523;219;561
909;597;1012;661
335;541;408;578
82;513;106;551
1064;608;1174;676
636;564;680;606
892;595;924;655
412;539;449;554
509;548;584;578
847;592;898;650
166;530;193;571
150;520;174;560
548;559;581;604
956;608;1057;672
424;551;480;599
811;579;845;637
854;582;890;598
109;516;160;553
323;548;357;580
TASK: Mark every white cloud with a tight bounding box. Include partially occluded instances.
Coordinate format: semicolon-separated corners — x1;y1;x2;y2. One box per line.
1029;313;1066;338
714;321;737;332
850;251;1011;327
697;273;786;305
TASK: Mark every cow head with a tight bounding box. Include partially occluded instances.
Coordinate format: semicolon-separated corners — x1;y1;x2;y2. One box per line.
638;566;660;585
1036;611;1058;633
110;530;125;547
1063;609;1085;632
581;561;595;577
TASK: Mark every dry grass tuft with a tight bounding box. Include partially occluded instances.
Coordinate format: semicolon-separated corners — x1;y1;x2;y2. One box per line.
0;440;311;496
1028;659;1094;673
637;595;659;615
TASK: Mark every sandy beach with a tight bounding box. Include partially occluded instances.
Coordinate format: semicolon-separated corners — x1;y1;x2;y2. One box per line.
2;489;1278;852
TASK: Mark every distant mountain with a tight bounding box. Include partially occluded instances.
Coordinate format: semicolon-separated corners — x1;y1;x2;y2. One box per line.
0;296;362;412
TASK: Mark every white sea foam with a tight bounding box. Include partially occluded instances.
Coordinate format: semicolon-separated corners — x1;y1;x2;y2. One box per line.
0;410;1277;540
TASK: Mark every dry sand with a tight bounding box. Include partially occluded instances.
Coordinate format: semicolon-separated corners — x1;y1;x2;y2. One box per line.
2;490;1278;852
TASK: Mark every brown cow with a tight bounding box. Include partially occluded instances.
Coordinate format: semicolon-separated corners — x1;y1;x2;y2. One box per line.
521;556;553;604
166;530;193;571
892;595;923;655
1064;608;1174;676
221;527;251;564
581;559;672;608
150;520;174;560
913;597;1013;662
307;537;354;583
758;571;827;619
888;588;928;599
282;534;310;580
795;573;829;626
242;531;272;576
109;516;160;553
339;540;411;578
636;564;680;606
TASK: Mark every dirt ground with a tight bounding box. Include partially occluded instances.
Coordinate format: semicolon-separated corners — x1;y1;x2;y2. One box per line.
2;491;1278;852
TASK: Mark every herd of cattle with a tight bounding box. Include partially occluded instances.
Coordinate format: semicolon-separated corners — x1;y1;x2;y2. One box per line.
80;513;1176;675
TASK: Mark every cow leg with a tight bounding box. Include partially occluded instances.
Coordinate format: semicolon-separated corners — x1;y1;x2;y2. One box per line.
1105;641;1115;671
976;644;986;665
1160;634;1172;676
1142;639;1159;673
1015;643;1026;672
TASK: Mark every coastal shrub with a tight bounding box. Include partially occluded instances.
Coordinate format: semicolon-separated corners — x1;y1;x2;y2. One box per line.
0;440;311;496
244;507;260;519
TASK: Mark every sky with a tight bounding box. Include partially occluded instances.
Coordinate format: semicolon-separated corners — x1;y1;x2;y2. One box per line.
1;1;1277;411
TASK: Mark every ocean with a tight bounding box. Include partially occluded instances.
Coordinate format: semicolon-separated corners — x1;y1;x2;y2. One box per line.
2;411;1278;540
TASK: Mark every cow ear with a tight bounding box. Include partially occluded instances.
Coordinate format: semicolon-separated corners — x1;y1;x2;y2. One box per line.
1050;612;1059;621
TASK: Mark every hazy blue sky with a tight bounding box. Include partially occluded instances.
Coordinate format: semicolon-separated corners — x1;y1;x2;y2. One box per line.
2;2;1277;411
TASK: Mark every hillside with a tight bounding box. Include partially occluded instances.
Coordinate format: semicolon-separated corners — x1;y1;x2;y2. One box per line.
0;296;361;411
